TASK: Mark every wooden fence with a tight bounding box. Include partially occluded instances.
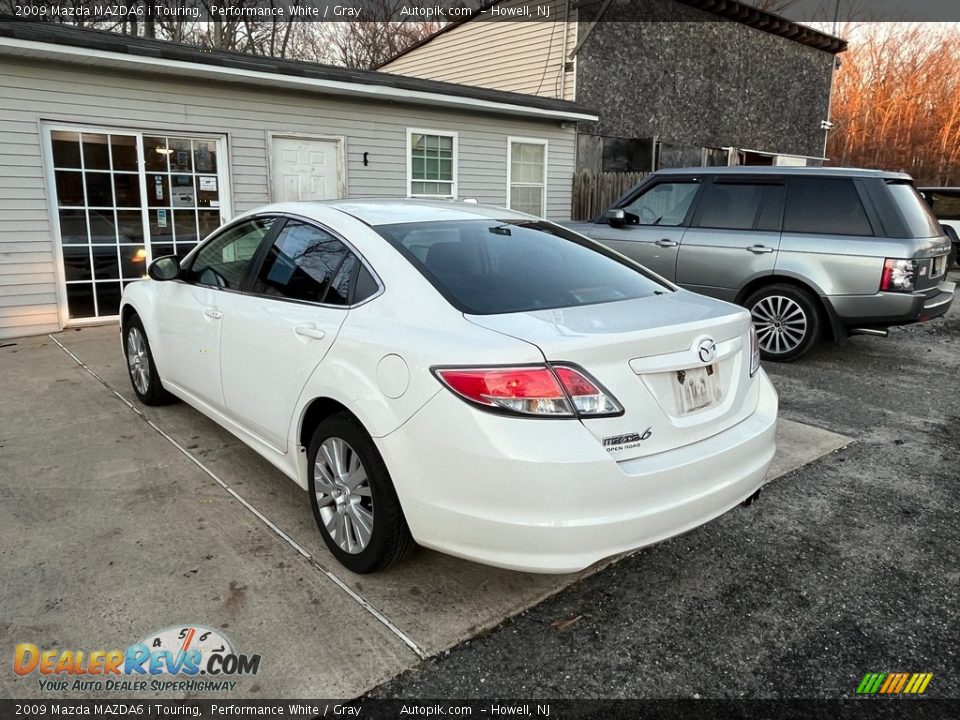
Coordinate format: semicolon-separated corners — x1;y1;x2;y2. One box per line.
571;170;648;221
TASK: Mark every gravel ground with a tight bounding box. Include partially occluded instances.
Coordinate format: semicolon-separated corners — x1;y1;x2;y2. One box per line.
370;274;960;700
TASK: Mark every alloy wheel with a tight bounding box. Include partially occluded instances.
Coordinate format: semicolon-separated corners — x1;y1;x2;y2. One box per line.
751;295;808;355
314;437;374;554
126;327;151;395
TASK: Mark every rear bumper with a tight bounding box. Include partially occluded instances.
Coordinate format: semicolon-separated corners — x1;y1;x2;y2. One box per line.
378;372;778;573
825;280;956;328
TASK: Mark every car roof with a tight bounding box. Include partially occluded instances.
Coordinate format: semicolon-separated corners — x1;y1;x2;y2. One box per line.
653;166;913;180
244;199;536;226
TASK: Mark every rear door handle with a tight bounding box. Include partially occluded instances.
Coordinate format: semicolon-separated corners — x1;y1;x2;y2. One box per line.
747;244;774;254
294;325;326;340
655;239;678;248
203;308;223;320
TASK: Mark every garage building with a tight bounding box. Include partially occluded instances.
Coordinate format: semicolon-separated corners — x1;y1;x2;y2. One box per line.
0;21;594;339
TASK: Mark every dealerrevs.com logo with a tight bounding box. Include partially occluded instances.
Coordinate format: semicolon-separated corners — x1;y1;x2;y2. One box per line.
13;625;261;693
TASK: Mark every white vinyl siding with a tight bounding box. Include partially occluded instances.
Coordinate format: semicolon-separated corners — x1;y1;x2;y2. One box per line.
381;0;578;102
407;129;458;198
0;56;576;339
507;137;548;216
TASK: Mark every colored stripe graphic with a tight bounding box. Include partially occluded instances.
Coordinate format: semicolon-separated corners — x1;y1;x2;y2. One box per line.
857;672;932;695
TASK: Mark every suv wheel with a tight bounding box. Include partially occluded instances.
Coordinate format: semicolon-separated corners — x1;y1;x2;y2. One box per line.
745;284;821;362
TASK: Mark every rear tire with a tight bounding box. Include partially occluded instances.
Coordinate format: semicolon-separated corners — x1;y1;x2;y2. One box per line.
307;412;414;574
744;284;821;363
123;315;175;405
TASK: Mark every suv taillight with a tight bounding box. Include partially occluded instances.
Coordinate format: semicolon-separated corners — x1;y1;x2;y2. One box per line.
434;365;623;418
880;259;917;292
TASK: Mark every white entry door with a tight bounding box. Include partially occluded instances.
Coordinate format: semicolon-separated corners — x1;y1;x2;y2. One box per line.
271;136;342;202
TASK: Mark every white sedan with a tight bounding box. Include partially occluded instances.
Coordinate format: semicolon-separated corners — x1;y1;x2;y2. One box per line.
120;200;778;574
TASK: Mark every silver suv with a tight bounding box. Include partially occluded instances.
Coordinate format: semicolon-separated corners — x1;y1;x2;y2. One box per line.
572;167;956;361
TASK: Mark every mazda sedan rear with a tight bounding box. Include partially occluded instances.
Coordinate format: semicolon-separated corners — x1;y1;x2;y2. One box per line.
120;200;778;574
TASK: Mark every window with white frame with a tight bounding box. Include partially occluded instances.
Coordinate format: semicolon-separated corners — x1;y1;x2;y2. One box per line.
408;129;457;198
508;138;547;216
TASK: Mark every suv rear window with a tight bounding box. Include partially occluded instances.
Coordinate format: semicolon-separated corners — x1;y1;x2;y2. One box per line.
373;219;669;315
888;182;943;238
784;178;873;236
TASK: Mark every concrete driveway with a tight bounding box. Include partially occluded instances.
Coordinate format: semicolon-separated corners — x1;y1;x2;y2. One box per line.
0;326;848;698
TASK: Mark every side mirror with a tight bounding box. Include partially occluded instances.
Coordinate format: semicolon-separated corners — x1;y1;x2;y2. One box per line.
605;208;627;227
147;255;181;281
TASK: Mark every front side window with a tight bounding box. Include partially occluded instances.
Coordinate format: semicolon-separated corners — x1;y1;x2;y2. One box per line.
621;182;700;226
188;217;274;289
374;219;669;315
253;220;355;305
408;130;456;198
508;139;547;216
784;178;873;236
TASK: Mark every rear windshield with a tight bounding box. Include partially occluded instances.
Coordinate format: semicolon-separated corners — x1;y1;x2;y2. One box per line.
887;182;943;238
373;219;670;315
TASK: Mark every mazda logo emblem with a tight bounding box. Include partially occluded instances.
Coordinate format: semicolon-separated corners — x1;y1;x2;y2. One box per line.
697;338;717;364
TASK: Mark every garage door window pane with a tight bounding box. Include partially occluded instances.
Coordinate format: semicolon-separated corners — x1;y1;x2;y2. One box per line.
59;209;88;244
194;140;218;173
63;246;92;281
110;135;138;171
85;173;113;207
96;282;122;317
52;131;81;168
92;246;120;280
120;246;148;279
82;133;110;170
55;172;84;206
143;136;169;172
116;211;145;243
65;283;95;320
114;174;141;207
169;139;192;173
198;210;221;240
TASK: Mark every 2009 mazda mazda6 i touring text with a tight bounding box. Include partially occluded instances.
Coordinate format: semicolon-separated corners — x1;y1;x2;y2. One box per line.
119;200;778;574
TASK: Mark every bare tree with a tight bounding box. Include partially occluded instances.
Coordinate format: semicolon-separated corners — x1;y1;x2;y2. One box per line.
827;23;960;185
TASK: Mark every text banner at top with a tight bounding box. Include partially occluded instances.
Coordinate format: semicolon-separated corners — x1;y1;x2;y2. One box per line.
5;0;960;23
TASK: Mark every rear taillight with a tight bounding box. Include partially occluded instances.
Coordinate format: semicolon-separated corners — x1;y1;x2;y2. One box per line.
880;258;917;292
434;365;623;418
749;325;761;377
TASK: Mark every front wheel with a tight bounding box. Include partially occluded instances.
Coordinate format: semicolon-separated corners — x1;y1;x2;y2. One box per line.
307;413;414;574
744;284;821;362
124;315;175;405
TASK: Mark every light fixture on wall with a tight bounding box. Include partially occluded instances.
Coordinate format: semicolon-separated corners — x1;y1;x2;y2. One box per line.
820;120;835;131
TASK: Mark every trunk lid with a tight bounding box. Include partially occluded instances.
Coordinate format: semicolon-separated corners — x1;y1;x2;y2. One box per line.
466;290;759;461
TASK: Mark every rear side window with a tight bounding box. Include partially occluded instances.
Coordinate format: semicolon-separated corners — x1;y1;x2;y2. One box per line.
694;182;784;231
374;219;669;315
253;221;355;304
784;178;873;236
887;183;943;238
